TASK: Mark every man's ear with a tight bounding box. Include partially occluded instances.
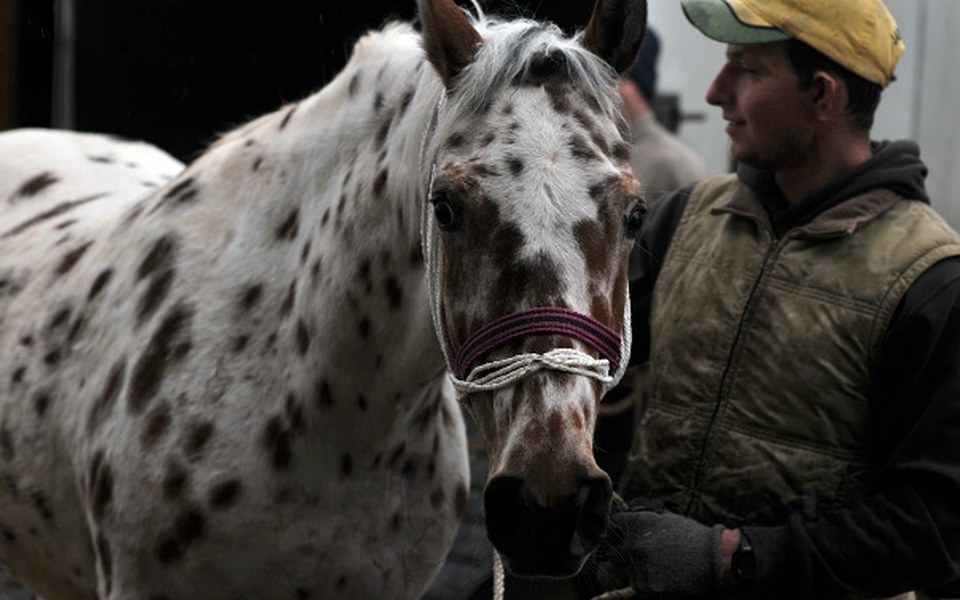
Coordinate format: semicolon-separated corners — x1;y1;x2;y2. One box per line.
811;71;843;122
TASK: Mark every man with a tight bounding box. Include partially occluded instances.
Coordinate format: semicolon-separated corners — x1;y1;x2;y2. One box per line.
619;28;709;202
601;0;960;598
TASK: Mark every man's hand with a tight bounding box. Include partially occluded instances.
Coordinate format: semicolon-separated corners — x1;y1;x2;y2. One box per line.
601;508;735;597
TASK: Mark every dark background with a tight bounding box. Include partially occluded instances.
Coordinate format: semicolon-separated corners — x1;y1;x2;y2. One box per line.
5;0;593;162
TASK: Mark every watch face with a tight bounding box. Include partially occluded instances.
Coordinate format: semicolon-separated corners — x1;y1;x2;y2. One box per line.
732;536;756;583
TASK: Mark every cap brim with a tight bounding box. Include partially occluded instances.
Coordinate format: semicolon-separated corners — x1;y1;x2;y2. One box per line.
681;0;790;44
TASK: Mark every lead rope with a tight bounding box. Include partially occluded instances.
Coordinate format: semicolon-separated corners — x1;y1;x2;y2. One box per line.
493;550;506;600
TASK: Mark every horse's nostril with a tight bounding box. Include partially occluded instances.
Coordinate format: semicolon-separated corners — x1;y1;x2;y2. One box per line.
483;473;613;577
483;476;530;553
575;475;613;551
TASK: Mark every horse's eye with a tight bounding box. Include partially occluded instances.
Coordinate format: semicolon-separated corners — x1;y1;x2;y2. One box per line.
431;192;462;231
624;198;647;239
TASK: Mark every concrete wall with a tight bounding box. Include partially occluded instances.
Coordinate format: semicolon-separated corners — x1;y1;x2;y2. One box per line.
648;0;960;229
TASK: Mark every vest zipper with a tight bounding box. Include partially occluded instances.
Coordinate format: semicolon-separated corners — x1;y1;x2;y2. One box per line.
683;229;786;518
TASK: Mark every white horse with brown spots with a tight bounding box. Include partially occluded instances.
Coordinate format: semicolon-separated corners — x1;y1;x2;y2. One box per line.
0;0;646;598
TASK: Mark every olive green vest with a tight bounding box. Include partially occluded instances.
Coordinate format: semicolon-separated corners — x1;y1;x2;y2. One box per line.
619;174;960;526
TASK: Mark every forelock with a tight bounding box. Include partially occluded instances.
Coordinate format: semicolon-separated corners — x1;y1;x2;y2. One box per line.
436;15;625;136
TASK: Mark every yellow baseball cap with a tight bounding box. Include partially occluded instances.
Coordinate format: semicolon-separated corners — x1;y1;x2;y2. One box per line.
681;0;905;87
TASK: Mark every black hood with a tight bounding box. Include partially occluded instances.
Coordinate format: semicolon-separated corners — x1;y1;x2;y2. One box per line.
738;140;929;237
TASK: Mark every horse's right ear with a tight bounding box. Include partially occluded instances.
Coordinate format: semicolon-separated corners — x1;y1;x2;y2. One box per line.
580;0;647;74
418;0;484;89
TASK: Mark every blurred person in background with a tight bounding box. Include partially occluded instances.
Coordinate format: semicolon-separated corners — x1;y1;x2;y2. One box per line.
619;28;709;204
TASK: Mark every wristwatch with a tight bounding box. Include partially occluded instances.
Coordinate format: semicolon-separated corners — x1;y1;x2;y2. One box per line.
731;531;756;587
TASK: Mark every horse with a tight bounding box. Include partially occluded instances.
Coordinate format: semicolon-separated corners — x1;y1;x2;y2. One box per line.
0;0;647;597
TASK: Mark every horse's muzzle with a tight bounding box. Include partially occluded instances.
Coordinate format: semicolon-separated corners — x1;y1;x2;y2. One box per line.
483;472;613;577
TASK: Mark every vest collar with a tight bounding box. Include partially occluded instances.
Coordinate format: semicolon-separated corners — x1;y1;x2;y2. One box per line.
711;181;902;239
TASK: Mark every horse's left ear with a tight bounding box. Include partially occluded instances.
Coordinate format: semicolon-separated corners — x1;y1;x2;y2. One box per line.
580;0;647;74
418;0;484;89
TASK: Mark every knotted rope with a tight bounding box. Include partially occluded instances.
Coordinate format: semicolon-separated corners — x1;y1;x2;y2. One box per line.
450;347;615;395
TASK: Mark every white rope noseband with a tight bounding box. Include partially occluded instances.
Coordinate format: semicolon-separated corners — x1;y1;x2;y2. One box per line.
449;347;615;395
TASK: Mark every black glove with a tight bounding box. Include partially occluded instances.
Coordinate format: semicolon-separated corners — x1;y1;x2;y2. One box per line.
601;508;726;596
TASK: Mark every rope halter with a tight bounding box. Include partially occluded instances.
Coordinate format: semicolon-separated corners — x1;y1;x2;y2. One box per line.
421;167;632;399
445;307;623;396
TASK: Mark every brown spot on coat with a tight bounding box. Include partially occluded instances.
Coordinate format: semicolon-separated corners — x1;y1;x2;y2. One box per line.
208;479;243;509
446;132;466;148
13;172;59;198
232;335;250;353
358;317;371;339
315;379;334;410
183;421;214;461
128;305;192;414
162;461;189;500
373;168;388;197
49;307;72;331
88;359;126;434
280;280;296;315
276;208;299;241
612;141;631;163
384;277;402;309
263;416;292;471
32;491;54;521
137;236;176;324
239;284;263;312
137;268;175;325
296;319;310;355
157;505;206;563
33;391;51;417
141;402;172;447
3;195;105;238
574;218;611;281
44;349;62;366
505;156;524;176
376;118;392;147
387;442;405;468
279;106;297;130
156;178;199;211
545;81;572;114
570;134;599;161
399;88;414;115
56;242;93;276
88;269;113;301
91;459;114;520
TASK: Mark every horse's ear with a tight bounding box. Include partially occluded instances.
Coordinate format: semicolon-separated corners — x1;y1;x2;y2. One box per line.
418;0;483;89
580;0;647;74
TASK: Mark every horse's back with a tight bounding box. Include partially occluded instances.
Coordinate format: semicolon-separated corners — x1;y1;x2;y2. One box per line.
0;128;183;218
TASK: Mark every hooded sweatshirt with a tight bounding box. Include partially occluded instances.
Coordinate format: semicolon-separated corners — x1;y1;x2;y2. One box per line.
626;140;960;598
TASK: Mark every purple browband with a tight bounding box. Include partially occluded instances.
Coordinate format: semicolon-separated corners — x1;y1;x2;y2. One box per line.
448;307;622;379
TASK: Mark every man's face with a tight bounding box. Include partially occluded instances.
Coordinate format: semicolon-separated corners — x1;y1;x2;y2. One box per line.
706;42;816;169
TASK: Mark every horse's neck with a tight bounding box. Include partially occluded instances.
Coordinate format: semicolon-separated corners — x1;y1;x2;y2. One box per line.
197;26;448;422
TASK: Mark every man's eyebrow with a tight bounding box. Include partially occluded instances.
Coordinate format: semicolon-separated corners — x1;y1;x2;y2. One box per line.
727;47;745;61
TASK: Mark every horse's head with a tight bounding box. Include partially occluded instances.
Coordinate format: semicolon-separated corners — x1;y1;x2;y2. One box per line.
418;0;647;578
